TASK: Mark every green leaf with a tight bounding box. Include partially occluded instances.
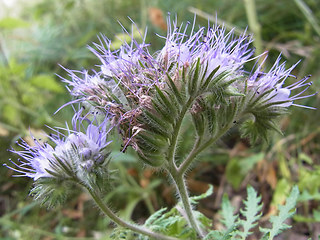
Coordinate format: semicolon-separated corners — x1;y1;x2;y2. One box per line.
271;178;292;209
260;186;299;239
2;104;20;125
0;17;30;29
204;226;236;240
298;189;320;202
190;185;214;204
225;159;243;189
237;186;263;239
221;194;237;229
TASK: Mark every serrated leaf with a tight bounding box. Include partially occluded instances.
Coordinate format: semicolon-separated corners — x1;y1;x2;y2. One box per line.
144;208;167;226
142;206;197;239
204;225;237;240
237;186;263;239
260;186;299;239
221;194;237;229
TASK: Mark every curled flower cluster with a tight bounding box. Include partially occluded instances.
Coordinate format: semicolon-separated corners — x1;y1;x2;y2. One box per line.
247;56;316;109
6;109;112;181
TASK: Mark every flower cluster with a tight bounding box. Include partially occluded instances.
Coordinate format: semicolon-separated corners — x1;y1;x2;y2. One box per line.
156;17;254;79
247;56;316;109
6;109;112;182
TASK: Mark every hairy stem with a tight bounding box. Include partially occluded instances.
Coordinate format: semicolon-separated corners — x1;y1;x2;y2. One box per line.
165;95;207;237
86;186;179;240
170;171;205;237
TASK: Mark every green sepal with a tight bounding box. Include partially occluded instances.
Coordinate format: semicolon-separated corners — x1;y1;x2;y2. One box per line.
188;58;201;96
136;131;168;151
137;150;165;167
191;111;205;138
204;103;217;135
30;177;74;208
141;109;173;135
152;98;175;124
166;72;184;104
105;88;123;105
112;76;132;104
206;71;229;91
200;65;221;91
154;85;178;117
240;116;282;144
225;85;246;97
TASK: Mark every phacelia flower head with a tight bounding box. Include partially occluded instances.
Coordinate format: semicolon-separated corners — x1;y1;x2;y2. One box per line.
247;55;317;109
62;16;255;113
156;15;254;79
6;109;112;181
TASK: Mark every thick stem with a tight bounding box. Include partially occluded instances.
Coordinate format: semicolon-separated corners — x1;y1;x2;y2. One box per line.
165;96;206;237
86;186;179;240
170;172;205;238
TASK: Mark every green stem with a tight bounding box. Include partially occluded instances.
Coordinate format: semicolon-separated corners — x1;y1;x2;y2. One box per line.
243;0;263;57
165;96;207;237
170;171;205;238
86;186;179;240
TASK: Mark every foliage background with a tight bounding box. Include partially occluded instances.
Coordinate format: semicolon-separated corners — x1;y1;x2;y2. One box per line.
0;0;319;239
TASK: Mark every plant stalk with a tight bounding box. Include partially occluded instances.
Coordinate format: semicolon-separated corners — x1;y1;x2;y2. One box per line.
170;171;205;238
243;0;263;58
86;186;179;240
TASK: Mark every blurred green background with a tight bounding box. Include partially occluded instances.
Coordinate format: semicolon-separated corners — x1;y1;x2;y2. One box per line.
0;0;319;239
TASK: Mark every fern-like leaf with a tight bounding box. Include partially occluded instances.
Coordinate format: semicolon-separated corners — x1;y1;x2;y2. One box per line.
221;194;238;229
237;186;263;239
204;225;237;240
260;186;299;240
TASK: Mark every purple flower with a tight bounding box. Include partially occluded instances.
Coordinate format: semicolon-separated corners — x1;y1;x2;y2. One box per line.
62;16;255;112
247;55;317;109
6;110;112;181
156;15;254;78
60;32;163;117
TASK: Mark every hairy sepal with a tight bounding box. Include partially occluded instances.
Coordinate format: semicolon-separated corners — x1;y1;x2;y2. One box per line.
240;108;285;144
30;177;73;208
